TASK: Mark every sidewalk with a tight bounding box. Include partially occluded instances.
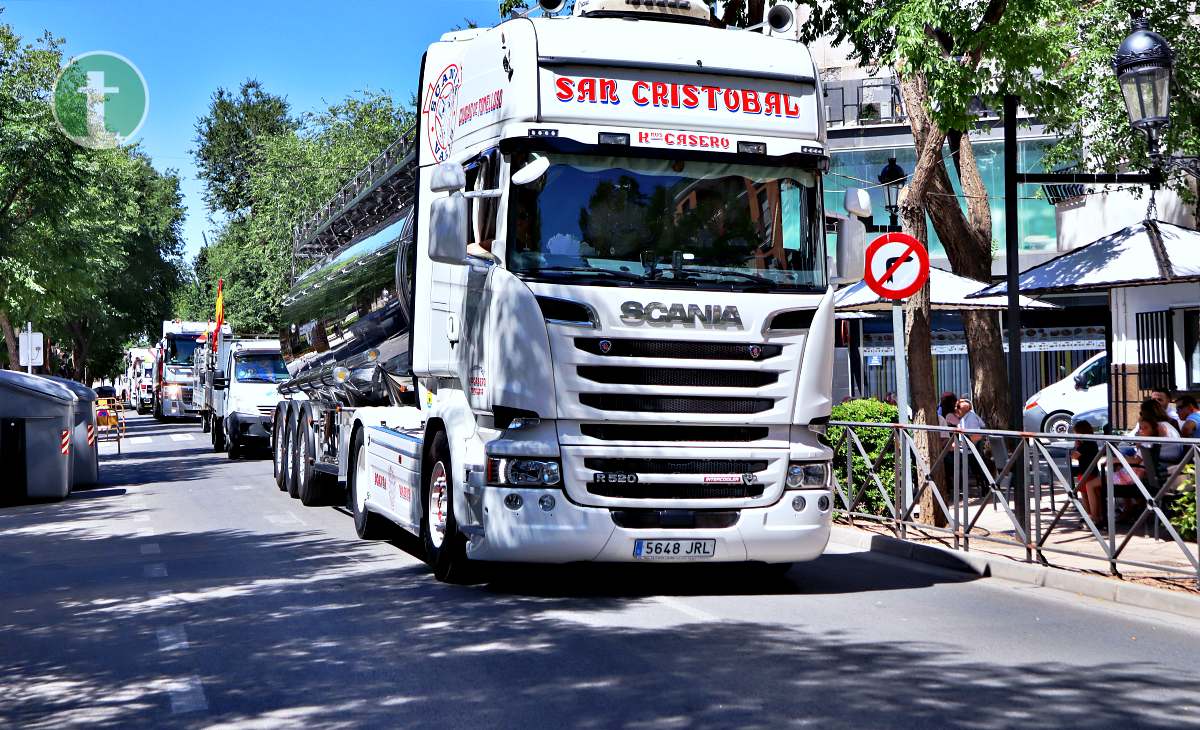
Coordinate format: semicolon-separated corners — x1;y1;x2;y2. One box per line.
839;487;1199;594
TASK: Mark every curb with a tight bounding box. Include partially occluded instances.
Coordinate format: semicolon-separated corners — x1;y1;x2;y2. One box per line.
830;525;1200;622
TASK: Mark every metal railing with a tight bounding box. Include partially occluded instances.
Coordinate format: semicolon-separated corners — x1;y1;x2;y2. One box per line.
829;421;1200;587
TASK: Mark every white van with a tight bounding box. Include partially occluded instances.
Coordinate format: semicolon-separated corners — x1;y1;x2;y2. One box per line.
1023;352;1108;434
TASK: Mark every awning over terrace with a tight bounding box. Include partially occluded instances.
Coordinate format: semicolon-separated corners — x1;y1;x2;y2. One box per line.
835;266;1057;312
973;219;1200;296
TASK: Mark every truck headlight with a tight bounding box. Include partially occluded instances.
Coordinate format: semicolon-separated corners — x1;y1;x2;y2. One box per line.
486;457;562;487
786;462;829;489
163;384;182;398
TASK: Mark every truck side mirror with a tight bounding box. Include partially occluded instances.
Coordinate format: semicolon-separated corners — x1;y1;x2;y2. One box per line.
429;164;468;265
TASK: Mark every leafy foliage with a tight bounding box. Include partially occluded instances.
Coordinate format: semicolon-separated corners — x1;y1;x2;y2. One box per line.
192;80;297;216
181;90;415;333
829;399;899;517
0;15;184;379
1170;465;1196;542
1040;1;1200;190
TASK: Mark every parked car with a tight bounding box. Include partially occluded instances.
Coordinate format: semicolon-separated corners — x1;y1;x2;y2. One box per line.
1023;352;1108;435
1070;407;1109;433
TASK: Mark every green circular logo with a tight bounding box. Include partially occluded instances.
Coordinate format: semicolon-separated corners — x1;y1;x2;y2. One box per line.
52;51;149;149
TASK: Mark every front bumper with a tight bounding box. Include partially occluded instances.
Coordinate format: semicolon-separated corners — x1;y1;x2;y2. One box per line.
228;412;272;440
465;487;832;564
161;398;196;418
1022;403;1047;433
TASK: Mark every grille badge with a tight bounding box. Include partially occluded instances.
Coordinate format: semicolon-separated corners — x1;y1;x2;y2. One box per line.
598;339;613;354
748;345;762;359
741;473;759;485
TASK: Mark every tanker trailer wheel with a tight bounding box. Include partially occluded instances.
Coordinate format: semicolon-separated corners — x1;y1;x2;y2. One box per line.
349;428;389;540
273;402;289;491
421;431;471;583
285;405;301;499
295;404;323;506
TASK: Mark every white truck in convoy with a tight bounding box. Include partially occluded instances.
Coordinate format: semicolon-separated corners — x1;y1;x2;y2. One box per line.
270;0;868;581
153;321;208;419
126;348;156;414
193;327;288;457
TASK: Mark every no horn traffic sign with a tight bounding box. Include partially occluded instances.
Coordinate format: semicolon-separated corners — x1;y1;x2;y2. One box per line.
864;232;930;301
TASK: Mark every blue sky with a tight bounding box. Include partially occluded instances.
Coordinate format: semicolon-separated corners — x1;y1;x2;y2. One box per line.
3;0;508;260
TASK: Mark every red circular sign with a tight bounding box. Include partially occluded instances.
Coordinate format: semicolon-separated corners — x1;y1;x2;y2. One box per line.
863;232;930;300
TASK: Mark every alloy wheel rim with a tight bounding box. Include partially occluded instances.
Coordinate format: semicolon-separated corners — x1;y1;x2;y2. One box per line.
428;461;448;549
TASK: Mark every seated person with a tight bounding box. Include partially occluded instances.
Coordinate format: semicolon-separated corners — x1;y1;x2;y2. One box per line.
1177;395;1200;438
1079;399;1179;525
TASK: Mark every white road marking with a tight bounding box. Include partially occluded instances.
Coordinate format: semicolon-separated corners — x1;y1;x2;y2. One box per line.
144;563;168;578
167;676;208;714
157;626;189;652
133;514;151;523
128;436;152;445
266;514;304;526
140;543;162;555
653;595;717;622
232;485;253;491
169;434;194;442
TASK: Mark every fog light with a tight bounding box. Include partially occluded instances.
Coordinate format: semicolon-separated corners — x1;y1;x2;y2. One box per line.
539;494;556;512
817;496;830;511
504;493;523;511
791;495;807;512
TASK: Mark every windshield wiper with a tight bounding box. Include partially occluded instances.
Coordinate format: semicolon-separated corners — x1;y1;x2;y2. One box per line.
529;265;642;280
238;377;280;384
669;267;777;286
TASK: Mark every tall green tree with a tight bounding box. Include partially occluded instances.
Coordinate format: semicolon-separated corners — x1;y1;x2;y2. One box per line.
193;79;296;217
0;17;88;368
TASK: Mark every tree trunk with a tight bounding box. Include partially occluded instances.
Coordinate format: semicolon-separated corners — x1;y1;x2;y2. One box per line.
0;309;19;371
897;71;949;527
924;131;1011;431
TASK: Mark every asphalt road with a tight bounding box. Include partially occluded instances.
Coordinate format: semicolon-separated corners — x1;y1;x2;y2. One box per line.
2;412;1199;729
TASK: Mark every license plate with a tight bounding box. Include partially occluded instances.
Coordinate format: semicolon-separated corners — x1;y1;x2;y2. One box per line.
633;539;716;560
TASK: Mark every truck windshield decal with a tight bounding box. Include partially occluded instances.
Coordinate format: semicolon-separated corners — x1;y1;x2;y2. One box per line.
508;152;826;293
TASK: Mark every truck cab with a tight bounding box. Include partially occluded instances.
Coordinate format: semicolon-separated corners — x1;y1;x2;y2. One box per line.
212;339;289;458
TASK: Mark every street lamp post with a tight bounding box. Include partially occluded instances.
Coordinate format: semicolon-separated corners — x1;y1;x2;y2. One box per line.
878;157;906;230
1111;17;1174;164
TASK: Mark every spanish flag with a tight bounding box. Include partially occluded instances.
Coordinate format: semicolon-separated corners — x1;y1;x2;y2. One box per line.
214;278;225;334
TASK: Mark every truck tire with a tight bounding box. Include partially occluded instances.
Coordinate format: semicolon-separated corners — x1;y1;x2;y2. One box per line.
295;404;322;506
201;412;211;433
226;418;241;460
349;428;390;540
212;416;226;453
422;430;471;583
273;403;289;491
286;406;302;499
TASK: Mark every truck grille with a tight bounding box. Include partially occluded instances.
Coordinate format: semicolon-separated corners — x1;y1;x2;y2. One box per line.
588;482;765;500
579;393;773;414
584;457;768;474
574;338;782;361
577;366;776;388
579;424;770;442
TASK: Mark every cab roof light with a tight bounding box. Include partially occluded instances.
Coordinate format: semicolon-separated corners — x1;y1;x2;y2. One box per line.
528;128;559;138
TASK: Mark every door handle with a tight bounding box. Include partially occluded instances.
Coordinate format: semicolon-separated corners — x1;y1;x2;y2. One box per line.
447;313;460;343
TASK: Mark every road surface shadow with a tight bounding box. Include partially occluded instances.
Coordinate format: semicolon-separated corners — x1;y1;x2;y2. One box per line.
0;496;1193;730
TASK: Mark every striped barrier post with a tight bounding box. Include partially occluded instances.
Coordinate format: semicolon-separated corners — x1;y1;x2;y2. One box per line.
60;429;71;456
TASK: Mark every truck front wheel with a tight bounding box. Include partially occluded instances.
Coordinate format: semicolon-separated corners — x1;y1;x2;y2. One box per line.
421;431;471;583
212;417;226;453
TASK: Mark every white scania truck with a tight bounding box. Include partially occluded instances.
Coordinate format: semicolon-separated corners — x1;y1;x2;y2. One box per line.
271;0;868;581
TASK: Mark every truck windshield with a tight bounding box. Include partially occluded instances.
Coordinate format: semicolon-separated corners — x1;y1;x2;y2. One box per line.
165;336;200;366
507;153;825;292
234;354;289;384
